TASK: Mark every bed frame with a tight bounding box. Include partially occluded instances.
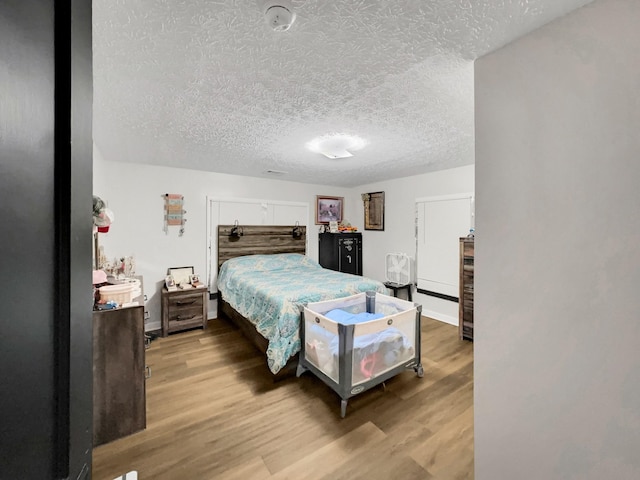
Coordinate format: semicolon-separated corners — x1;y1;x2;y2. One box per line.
217;224;307;378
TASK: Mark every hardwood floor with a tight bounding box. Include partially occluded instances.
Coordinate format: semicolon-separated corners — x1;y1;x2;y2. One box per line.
92;315;474;480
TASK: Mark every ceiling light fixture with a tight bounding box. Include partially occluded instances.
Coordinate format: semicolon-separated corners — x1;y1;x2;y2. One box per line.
306;134;368;159
262;0;296;32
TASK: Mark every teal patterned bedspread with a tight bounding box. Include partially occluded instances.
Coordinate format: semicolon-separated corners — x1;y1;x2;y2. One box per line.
217;253;387;374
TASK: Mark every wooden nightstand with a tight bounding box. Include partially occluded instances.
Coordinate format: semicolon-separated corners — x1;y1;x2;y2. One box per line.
161;287;208;337
384;281;413;302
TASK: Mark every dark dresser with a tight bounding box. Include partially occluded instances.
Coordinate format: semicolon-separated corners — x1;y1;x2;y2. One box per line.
319;232;363;276
93;305;146;446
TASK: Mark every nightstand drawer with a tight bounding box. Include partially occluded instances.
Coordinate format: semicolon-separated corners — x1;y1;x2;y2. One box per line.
167;305;203;323
167;292;204;310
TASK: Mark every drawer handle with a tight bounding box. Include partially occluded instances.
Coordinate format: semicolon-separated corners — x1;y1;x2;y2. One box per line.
176;300;196;306
176;314;196;321
145;365;151;379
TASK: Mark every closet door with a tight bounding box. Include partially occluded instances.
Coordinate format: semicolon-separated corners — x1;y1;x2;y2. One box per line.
416;194;473;297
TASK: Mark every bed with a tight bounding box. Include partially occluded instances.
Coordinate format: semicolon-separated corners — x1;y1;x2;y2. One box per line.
216;224;388;376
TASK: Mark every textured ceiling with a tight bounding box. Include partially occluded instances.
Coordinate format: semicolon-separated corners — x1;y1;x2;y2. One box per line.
93;0;593;187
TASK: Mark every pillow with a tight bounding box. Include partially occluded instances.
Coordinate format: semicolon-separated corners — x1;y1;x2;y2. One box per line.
222;253;319;273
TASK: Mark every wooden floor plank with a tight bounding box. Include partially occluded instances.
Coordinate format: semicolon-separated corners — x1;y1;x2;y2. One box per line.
410;406;475;480
92;316;473;480
271;422;387;479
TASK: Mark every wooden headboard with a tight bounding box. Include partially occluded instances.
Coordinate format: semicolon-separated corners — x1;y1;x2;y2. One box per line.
217;225;307;270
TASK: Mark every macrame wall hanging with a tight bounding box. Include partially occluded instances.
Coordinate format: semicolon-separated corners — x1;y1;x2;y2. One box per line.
164;193;186;236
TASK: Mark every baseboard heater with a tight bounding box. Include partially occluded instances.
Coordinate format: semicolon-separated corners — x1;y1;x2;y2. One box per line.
416;288;458;303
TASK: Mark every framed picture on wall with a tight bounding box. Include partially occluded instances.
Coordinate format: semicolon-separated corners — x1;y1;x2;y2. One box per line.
363;191;385;231
316;196;343;224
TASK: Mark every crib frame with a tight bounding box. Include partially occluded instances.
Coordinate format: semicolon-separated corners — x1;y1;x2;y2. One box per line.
297;291;423;417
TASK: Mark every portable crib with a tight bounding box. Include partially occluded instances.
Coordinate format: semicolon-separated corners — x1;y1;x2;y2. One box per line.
297;291;422;417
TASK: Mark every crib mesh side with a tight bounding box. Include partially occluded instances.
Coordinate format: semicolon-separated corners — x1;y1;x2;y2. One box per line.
302;307;340;383
351;307;417;386
305;292;368;316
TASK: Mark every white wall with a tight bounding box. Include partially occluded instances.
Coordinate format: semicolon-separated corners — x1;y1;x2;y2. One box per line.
475;0;640;478
353;165;474;324
94;145;473;330
93;147;352;330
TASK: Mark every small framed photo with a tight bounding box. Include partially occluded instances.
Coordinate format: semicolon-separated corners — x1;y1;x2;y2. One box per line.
189;274;201;285
316;196;343;224
165;275;177;290
168;266;194;285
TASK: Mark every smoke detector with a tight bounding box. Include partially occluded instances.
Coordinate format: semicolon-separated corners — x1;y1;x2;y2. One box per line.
262;0;296;32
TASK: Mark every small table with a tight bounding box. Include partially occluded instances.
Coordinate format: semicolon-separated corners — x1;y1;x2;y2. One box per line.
161;287;208;336
384;282;413;302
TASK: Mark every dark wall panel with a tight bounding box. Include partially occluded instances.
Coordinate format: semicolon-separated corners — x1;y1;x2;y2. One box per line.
0;1;57;477
0;0;93;478
67;0;94;477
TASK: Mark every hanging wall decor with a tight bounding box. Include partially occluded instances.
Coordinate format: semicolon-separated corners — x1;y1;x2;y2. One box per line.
362;191;385;231
164;193;186;236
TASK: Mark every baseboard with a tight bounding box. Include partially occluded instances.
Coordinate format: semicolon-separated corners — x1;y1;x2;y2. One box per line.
145;320;161;332
421;308;458;327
